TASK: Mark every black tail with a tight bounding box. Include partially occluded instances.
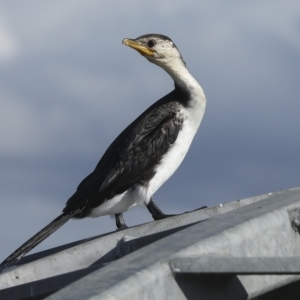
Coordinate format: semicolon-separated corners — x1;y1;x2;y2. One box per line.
0;209;80;269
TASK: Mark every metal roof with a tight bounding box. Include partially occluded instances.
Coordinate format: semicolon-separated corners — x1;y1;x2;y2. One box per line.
1;187;300;299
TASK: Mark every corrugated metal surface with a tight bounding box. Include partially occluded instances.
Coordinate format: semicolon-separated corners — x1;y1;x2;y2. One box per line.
1;187;300;300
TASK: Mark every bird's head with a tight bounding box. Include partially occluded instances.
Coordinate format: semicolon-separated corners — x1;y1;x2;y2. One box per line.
122;34;186;70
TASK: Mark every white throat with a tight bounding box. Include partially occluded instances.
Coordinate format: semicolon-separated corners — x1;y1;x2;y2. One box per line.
153;56;205;101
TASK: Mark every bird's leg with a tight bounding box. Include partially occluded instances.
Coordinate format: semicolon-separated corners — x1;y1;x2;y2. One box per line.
146;197;176;220
147;197;207;221
115;213;128;230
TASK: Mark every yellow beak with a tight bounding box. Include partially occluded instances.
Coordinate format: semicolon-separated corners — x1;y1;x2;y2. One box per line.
122;38;155;57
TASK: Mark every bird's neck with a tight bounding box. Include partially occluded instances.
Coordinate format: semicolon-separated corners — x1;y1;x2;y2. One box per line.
163;60;205;100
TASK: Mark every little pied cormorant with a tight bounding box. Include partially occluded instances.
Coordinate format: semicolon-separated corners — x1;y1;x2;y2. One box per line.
0;33;206;268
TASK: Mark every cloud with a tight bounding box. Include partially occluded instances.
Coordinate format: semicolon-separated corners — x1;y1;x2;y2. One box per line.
0;21;17;63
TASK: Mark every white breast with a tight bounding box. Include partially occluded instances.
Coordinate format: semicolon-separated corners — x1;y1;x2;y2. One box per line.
147;94;206;197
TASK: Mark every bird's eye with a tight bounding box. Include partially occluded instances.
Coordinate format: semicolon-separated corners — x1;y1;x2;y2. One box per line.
147;40;156;48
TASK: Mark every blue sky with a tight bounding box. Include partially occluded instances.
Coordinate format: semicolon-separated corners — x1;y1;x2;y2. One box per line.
0;0;300;260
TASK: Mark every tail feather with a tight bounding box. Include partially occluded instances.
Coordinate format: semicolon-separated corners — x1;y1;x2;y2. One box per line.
0;209;80;269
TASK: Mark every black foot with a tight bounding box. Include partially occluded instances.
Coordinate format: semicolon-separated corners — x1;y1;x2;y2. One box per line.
115;213;128;230
146;198;176;221
147;198;207;221
185;206;207;213
152;213;176;220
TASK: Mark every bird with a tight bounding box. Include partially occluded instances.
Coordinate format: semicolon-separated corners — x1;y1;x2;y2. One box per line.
0;33;206;269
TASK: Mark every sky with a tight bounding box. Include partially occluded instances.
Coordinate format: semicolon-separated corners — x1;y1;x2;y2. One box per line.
0;0;300;261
